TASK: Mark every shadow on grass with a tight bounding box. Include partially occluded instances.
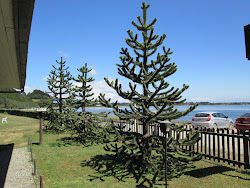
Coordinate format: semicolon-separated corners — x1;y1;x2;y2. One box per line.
82;153;250;187
57;136;79;146
31;142;40;145
185;165;250;180
47;136;81;147
81;154;131;182
80;153;165;187
185;166;232;178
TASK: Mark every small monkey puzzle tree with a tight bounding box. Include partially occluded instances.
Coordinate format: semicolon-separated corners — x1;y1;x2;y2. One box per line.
74;63;96;112
71;63;109;144
99;2;201;184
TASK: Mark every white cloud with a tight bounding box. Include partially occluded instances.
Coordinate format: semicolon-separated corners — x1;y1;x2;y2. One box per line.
24;86;32;93
90;69;97;75
58;50;69;58
70;78;133;103
90;80;129;103
24;86;44;94
71;81;82;87
41;76;49;82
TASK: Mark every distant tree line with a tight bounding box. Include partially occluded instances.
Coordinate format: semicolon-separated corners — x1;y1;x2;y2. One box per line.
26;89;52;107
0;89;51;109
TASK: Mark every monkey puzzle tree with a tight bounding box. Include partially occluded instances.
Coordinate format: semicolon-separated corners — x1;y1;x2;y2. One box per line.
46;57;73;131
71;63;109;144
99;2;200;184
74;63;96;112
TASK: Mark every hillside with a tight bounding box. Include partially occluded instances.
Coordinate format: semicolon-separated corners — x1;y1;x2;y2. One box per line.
0;89;52;109
26;89;51;100
0;89;39;109
26;89;52;108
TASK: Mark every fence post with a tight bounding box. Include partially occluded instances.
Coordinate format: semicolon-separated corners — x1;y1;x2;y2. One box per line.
204;127;207;159
120;120;123;131
237;130;241;167
191;128;195;156
168;127;172;138
30;139;33;162
33;158;37;175
200;127;203;154
195;127;199;153
40;175;44;188
227;129;230;165
136;121;138;133
232;130;236;166
222;129;225;162
39;112;43;145
217;128;220;162
208;129;211;159
154;123;158;136
243;131;250;169
212;128;215;161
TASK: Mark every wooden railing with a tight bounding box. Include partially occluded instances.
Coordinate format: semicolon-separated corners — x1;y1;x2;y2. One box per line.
113;120;250;169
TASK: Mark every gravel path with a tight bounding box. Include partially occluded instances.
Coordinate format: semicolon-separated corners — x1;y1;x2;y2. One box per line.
3;147;36;188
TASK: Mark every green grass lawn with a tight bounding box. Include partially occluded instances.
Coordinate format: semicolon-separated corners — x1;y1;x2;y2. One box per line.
0;113;40;148
0;113;250;187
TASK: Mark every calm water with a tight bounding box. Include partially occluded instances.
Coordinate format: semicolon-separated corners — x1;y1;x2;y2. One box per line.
84;105;250;122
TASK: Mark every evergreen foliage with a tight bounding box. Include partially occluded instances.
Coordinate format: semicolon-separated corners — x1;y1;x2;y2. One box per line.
27;89;52;107
73;63;96;112
27;89;51;100
99;2;201;184
0;89;39;109
46;57;74;132
69;63;110;145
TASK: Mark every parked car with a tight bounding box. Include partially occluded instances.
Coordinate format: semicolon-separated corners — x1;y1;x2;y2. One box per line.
235;112;250;131
192;112;234;129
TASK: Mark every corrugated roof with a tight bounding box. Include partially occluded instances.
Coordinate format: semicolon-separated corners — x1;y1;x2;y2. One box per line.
0;0;35;90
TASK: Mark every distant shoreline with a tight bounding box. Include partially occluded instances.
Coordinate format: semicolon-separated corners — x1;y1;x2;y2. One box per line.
87;103;250;108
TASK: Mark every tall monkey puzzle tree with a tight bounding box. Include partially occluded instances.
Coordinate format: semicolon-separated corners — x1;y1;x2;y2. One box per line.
100;3;197;135
99;2;197;144
99;2;200;183
46;57;73;131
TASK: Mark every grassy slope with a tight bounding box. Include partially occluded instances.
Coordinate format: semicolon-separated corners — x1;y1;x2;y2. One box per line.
0;113;249;187
0;113;39;148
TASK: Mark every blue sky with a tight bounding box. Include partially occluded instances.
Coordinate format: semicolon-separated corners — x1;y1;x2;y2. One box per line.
26;0;250;103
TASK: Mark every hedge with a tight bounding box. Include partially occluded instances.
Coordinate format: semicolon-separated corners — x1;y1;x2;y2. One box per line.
0;109;49;119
